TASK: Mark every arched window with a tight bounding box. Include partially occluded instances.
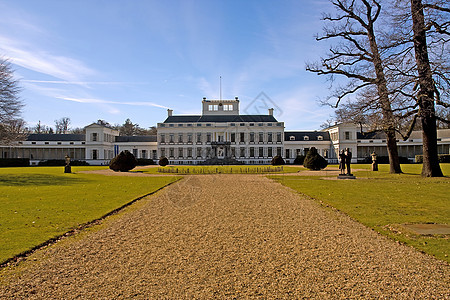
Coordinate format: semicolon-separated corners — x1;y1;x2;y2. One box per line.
317;136;323;141
290;136;295;141
303;136;309;141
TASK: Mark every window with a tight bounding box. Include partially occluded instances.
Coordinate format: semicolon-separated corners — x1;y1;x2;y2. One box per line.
259;147;263;157
197;124;202;127
277;132;282;142
206;124;212;127
207;133;211;142
323;149;328;158
92;133;98;141
259;132;264;142
178;124;183;127
230;123;235;126
304;148;310;155
208;104;218;111
304;136;309;141
250;132;255;142
160;134;165;143
57;142;61;145
187;124;192;127
277;147;282;156
267;123;272;126
285;149;290;158
92;149;98;160
240;147;246;157
70;142;74;145
159;124;165;127
317;136;323;141
240;132;245;142
45;142;49;145
161;147;166;157
169;124;174;127
290;136;295;141
178;134;183;143
187;148;192;157
169;134;174;143
250;147;255;157
187;134;192;143
268;147;273;157
197;133;202;143
169;148;174;157
152;150;157;159
141;150;147;159
133;149;138;157
240;123;245;126
249;123;254;126
178;148;183;158
231;133;236;143
277;123;283;126
345;131;351;140
197;148;202;157
258;123;264;126
32;142;36;144
223;104;233;111
231;147;236;157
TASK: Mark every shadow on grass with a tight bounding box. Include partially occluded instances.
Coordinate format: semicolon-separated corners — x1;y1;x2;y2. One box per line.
0;174;91;186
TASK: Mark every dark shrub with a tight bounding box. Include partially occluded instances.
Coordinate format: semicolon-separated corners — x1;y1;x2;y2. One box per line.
109;150;137;172
0;158;30;167
303;147;328;170
416;154;450;163
271;155;285;165
158;156;169;166
38;160;89;166
136;158;155;166
293;155;305;165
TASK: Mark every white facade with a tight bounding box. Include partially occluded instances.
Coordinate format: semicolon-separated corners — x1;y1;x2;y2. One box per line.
1;98;449;165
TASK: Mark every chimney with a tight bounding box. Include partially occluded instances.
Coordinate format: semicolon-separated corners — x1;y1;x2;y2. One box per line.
167;109;173;117
235;96;239;101
268;108;274;116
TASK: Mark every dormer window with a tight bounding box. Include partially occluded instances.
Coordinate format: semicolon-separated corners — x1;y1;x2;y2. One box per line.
317;136;323;141
304;136;309;141
290;136;295;141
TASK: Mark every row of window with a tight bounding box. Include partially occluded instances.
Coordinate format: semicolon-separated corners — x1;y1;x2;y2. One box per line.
23;141;85;145
160;147;283;159
90;132;115;142
288;135;324;141
330;131;352;141
159;122;283;128
160;132;283;143
208;104;233;111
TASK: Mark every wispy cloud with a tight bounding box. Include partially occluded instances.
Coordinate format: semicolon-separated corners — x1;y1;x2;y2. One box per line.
0;34;95;82
57;96;169;109
21;79;147;86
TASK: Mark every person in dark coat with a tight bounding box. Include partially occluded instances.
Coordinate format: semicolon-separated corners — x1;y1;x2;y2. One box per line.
345;148;352;175
339;149;346;175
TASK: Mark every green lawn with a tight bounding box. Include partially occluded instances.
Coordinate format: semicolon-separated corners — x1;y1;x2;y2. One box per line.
0;166;180;264
270;164;450;262
135;165;303;174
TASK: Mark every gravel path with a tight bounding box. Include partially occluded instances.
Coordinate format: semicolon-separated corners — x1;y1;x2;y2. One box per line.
1;175;448;298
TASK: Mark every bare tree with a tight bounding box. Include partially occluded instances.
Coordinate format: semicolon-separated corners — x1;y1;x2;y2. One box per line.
0;58;25;144
55;117;71;134
306;0;403;173
409;0;448;176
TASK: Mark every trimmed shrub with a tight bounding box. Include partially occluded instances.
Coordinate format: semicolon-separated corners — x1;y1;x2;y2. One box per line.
158;156;169;166
303;147;328;170
38;160;89;166
0;158;30;167
136;158;155;166
271;155;285;165
415;154;450;163
109;150;137;172
293;155;305;165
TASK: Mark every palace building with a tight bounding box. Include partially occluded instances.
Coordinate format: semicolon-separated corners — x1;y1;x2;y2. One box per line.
1;97;449;165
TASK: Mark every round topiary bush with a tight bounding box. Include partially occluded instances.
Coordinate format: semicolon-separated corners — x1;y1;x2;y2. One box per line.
109;150;137;172
271;155;285;165
158;156;169;166
293;155;305;165
303;147;328;170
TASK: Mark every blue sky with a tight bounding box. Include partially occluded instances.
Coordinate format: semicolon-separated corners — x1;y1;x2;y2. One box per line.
0;0;335;131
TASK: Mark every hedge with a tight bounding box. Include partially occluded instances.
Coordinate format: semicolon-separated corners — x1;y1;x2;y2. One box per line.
0;158;30;167
359;156;410;164
38;160;90;166
415;154;450;163
136;158;155;166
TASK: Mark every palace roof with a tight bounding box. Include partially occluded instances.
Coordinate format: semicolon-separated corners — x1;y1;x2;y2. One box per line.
163;115;279;123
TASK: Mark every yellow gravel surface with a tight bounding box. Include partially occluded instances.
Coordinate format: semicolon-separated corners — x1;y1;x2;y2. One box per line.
1;175;448;298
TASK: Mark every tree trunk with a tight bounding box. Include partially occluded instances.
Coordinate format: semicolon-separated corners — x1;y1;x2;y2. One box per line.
410;0;443;177
366;15;402;173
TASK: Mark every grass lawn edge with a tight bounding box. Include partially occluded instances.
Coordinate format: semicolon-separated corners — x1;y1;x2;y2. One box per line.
0;176;182;268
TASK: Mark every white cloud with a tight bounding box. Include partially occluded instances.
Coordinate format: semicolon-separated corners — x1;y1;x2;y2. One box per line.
57;96;169;109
